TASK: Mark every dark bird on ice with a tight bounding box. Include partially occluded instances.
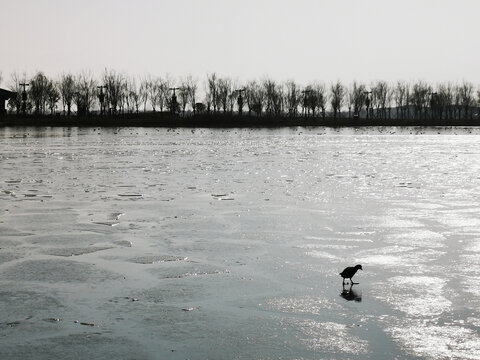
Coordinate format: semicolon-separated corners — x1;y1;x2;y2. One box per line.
339;264;363;285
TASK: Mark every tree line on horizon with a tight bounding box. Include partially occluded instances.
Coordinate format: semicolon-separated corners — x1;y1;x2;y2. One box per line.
2;69;480;120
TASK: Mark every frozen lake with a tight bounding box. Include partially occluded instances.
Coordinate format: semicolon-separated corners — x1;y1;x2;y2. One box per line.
1;126;480;359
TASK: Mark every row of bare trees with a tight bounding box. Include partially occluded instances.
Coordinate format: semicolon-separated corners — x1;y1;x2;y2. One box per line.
4;70;480;120
8;71;97;116
6;70;201;117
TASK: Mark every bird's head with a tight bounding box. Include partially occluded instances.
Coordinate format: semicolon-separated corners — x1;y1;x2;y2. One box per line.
355;264;363;271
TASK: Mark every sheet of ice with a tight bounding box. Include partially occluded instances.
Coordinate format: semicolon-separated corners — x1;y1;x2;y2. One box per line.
374;276;452;317
1;127;480;359
387;321;480;360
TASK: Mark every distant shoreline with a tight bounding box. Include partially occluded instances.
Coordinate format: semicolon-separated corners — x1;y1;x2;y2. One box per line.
1;113;480;128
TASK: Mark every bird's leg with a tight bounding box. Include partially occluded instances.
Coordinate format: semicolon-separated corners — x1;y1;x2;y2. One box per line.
350;278;359;285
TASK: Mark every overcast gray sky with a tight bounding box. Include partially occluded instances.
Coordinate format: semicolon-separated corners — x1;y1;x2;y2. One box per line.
1;0;479;85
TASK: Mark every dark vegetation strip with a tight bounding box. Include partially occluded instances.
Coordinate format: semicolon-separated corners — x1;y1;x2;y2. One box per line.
2;113;480;128
2;70;480;127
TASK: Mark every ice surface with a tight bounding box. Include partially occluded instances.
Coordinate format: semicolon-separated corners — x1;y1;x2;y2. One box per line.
3;259;121;283
387;321;480;360
1;126;480;359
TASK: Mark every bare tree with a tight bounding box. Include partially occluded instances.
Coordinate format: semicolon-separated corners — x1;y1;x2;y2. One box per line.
346;85;354;118
128;77;141;113
227;79;239;114
217;77;231;114
458;81;474;119
330;81;345;118
411;81;431;119
453;85;462;120
46;79;60;115
314;83;327;117
273;83;284;116
207;73;219;113
7;71;26;114
305;83;325;117
350;81;367;118
228;90;236;114
29;72;49;114
372;81;388;119
246;80;265;116
386;85;394;119
179;77;190;116
440;82;455;120
263;79;283;116
148;77;158;111
394;81;409;119
477;88;480;119
263;78;277;116
203;80;212;113
103;69;124;114
185;75;198;114
60;73;75;116
159;74;174;112
244;80;255;116
433;83;444;120
74;71;96;116
119;75;128;114
139;76;150;112
285;80;301;116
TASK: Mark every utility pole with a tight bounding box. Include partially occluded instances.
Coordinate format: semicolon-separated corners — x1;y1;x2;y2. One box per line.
97;85;106;115
19;83;29;115
169;87;180;114
236;88;246;116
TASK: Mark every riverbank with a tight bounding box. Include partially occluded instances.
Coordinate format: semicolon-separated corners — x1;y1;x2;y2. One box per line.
1;112;480;128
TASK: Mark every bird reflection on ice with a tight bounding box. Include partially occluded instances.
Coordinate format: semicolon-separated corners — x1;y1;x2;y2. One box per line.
340;284;362;302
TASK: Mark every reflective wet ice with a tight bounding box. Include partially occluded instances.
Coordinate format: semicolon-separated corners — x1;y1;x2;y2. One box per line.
1;127;480;359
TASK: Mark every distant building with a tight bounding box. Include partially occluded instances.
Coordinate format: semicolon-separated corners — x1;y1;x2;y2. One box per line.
0;88;17;117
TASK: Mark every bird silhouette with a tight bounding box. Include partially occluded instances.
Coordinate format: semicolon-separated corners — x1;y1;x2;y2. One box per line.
339;264;362;285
